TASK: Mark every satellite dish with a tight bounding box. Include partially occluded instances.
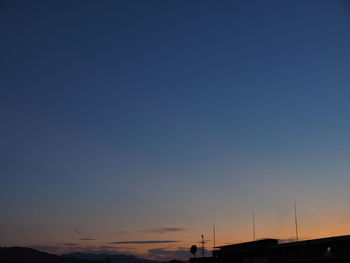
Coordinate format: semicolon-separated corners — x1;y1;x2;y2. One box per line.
190;245;197;256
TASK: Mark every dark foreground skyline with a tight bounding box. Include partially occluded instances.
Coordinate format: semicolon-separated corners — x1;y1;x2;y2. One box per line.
1;0;350;260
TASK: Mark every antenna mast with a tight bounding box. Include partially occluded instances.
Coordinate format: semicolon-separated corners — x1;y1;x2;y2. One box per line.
294;201;299;242
200;235;205;258
213;225;216;250
253;211;256;241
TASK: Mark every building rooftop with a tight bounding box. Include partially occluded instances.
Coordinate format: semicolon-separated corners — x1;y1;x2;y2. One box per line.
217;239;278;249
275;234;350;248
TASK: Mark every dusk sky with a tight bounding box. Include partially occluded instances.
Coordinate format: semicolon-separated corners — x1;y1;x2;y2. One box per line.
1;0;350;260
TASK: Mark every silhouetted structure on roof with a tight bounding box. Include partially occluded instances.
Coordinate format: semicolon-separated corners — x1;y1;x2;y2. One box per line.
190;235;350;263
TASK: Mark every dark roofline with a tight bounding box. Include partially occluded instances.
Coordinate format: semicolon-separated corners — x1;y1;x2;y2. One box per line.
276;234;350;248
217;239;278;249
216;235;350;250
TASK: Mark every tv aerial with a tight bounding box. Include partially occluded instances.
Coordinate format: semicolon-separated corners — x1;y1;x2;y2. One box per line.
199;235;208;258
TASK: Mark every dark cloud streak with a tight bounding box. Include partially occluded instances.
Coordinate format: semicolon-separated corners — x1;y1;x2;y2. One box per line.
64;243;79;246
144;228;187;234
74;229;85;235
111;240;179;244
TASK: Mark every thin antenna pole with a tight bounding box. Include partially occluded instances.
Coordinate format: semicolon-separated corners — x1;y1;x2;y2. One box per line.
253;211;256;241
294;201;299;242
201;235;205;258
213;225;216;250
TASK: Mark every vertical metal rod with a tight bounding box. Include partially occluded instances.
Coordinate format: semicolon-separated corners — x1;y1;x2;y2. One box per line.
213;225;216;250
294;201;299;242
253;211;256;241
201;235;204;258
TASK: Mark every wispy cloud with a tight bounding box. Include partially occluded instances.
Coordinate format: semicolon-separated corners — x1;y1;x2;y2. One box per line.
74;229;85;235
147;247;190;261
110;240;180;244
144;227;187;234
112;230;129;235
64;243;79;246
31;245;132;255
74;229;96;241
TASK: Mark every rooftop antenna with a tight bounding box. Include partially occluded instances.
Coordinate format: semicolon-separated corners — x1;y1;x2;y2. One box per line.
253;211;256;241
294;201;299;242
213;225;216;250
200;235;205;257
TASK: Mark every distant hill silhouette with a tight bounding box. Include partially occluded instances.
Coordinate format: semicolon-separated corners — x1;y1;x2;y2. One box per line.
0;247;186;263
0;247;101;263
62;252;163;263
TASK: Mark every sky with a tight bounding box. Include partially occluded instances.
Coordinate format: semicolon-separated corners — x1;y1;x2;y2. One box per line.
1;0;350;260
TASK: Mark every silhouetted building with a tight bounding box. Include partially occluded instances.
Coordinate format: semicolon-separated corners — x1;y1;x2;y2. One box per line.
190;235;350;263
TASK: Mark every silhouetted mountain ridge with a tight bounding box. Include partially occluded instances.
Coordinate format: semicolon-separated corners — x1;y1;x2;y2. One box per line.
62;252;162;263
0;247;185;263
0;247;101;263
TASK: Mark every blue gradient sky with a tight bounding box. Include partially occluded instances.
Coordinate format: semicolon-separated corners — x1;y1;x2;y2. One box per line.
1;0;350;260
